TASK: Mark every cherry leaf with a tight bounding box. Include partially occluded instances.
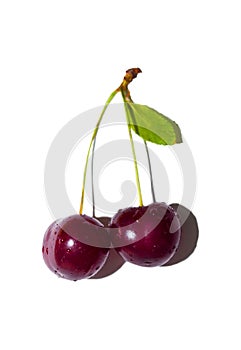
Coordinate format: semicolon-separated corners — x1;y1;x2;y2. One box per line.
126;103;182;145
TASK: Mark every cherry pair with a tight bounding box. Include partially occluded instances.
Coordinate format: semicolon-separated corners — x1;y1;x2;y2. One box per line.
42;202;182;281
42;68;199;281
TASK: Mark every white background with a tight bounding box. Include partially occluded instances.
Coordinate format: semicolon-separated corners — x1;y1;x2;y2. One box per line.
1;1;241;349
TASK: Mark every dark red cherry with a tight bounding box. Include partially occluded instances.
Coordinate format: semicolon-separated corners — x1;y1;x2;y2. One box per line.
162;203;199;266
110;202;181;267
42;214;109;280
90;217;125;279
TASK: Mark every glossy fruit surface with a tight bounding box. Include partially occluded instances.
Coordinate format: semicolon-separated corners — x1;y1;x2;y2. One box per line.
110;202;181;267
42;214;109;280
90;217;125;279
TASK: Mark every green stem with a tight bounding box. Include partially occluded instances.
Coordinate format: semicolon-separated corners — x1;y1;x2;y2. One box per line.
79;89;119;214
91;137;97;217
122;87;156;203
121;88;143;207
144;140;156;202
81;68;142;214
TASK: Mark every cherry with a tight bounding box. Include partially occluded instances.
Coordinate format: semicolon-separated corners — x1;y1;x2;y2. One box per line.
162;203;199;266
90;217;125;279
42;214;109;280
110;202;181;267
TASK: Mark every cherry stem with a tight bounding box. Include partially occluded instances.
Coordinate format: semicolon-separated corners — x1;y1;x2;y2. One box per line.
91;137;97;217
120;74;156;204
79;89;119;215
81;68;149;214
121;88;143;206
144;140;156;202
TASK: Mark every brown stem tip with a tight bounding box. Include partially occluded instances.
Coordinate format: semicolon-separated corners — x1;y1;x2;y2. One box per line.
124;68;142;84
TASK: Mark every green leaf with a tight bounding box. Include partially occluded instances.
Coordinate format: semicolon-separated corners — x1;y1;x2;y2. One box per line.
126;103;182;145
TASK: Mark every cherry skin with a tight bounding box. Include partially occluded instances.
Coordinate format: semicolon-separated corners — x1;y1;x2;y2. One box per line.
42;214;109;281
90;217;125;279
110;202;181;267
162;203;199;266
